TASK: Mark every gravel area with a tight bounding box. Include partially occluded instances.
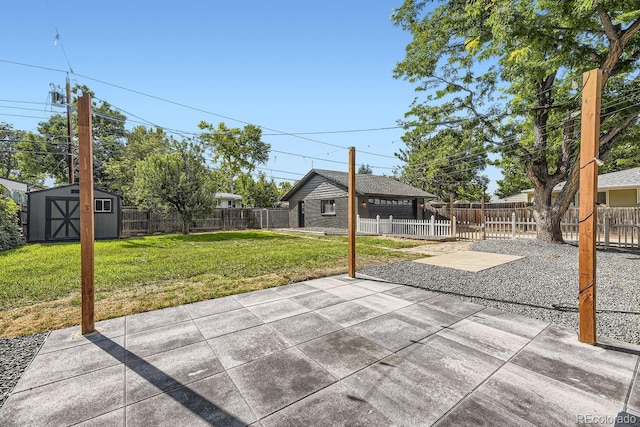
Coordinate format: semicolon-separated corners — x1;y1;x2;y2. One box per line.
362;239;640;344
0;332;48;408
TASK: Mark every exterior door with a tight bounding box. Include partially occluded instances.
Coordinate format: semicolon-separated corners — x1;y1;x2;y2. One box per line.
298;202;305;227
45;197;80;241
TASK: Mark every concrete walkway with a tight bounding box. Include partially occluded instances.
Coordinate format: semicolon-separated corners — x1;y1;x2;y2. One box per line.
1;275;639;426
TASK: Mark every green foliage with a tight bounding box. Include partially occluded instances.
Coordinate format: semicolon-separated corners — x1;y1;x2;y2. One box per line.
396;120;489;201
11;87;126;189
106;126;171;204
0;187;24;251
0;123;25;179
494;156;532;199
393;0;640;239
198;121;270;193
357;164;373;174
133;140;219;233
278;180;294;197
235;172;280;207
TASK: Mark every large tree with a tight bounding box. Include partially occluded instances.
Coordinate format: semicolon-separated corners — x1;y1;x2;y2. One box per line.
393;0;640;241
133;140;219;234
396;121;489;201
106;126;171;204
0;123;25;179
198;121;270;194
235;172;280;208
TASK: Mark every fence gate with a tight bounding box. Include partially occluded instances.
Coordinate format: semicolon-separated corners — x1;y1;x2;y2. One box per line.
45;196;81;241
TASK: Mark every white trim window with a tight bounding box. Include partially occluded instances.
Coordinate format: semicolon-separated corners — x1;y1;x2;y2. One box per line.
95;198;112;213
321;199;336;215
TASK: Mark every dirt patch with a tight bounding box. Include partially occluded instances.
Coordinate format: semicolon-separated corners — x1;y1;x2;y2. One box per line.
399;240;474;256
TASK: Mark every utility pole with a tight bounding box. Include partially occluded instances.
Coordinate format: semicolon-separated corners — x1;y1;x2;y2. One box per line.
66;75;74;184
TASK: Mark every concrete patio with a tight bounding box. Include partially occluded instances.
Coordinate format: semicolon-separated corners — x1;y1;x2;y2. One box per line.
1;275;639;426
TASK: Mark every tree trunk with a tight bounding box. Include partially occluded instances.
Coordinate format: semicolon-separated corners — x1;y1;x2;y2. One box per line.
532;183;564;243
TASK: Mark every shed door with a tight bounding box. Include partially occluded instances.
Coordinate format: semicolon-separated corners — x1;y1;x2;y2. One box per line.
45;197;80;241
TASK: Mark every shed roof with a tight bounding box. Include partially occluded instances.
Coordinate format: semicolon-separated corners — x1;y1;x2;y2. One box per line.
282;169;436;201
522;166;640;193
28;183;121;198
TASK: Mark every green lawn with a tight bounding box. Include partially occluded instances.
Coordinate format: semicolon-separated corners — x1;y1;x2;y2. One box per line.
0;230;422;336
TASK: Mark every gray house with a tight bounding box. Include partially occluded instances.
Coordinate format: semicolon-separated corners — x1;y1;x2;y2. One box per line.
27;184;121;242
281;169;436;229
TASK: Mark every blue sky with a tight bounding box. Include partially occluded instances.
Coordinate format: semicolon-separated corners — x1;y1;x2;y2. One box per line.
2;0;501;194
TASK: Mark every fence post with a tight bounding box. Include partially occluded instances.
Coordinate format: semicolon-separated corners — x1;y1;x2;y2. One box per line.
376;215;380;235
482;216;486;240
266;209;269;229
389;215;393;235
511;212;516;239
147;209;152;235
357;214;360;232
604;211;610;248
452;216;457;238
430;215;435;236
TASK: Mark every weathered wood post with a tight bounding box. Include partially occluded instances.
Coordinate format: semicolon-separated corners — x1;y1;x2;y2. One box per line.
578;68;602;344
78;93;95;335
348;147;356;278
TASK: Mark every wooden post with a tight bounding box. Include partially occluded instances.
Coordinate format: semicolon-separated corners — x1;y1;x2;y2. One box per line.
66;77;74;184
449;193;454;235
578;68;602;345
481;192;486;240
348;147;356;278
78;93;95;335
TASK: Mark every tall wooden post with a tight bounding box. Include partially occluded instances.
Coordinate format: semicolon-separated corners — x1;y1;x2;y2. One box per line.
78;93;95;335
578;68;602;344
66;76;74;184
348;147;356;278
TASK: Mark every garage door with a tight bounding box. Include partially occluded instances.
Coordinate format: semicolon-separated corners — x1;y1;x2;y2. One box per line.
45;196;80;241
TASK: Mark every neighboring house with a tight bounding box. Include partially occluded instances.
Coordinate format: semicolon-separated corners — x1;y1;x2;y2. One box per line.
281;169;436;229
491;192;529;203
521;166;640;207
0;177;42;207
214;192;243;208
27;184;121;242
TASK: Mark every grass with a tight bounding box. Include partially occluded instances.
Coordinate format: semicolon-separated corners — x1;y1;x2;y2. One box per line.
0;230;424;337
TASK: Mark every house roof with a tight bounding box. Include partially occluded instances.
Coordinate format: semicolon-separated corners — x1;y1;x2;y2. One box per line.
0;177;42;192
214;192;242;200
522;167;640;193
282;169;436;201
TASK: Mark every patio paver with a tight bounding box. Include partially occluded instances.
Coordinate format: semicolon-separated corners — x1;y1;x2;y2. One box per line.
1;274;638;427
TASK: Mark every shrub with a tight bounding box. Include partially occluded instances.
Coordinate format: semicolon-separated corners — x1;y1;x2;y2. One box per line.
0;189;24;251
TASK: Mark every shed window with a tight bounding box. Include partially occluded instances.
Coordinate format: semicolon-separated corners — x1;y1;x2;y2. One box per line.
597;191;607;205
321;199;336;215
95;198;112;213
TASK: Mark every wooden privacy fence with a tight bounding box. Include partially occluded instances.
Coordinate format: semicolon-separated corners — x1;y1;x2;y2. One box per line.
121;207;290;236
357;214;456;238
121;207;253;235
